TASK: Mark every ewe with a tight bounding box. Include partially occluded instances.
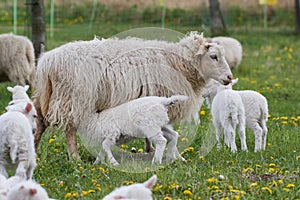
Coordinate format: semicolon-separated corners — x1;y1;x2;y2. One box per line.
0;33;35;87
203;78;268;152
0;101;37;179
103;175;157;200
78;95;188;165
34;32;233;159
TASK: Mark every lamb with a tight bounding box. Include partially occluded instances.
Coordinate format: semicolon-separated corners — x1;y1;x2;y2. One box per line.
7;85;31;102
78;95;188;165
207;84;247;152
34;31;233;159
0;33;36;87
0;101;37;180
103;174;157;200
208;36;243;70
203;78;268;152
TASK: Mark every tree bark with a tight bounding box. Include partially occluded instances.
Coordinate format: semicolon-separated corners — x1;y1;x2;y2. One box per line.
295;0;300;34
209;0;226;36
31;0;46;64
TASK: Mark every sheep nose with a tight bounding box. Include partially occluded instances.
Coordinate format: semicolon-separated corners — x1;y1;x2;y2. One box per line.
227;75;233;80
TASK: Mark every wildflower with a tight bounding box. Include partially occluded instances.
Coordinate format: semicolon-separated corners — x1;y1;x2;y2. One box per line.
48;138;55;143
199;156;205;161
200;110;205;116
36;157;40;162
58;181;64;187
154;184;163;190
211;185;219;190
206;177;218;183
275;57;281;61
81;190;88;196
286;184;295;188
278;180;284;185
271;180;277;187
121;144;128;149
269;163;276;167
54;149;59;153
170;183;180;189
255;164;261;168
280;116;288;120
181;137;189;142
281;121;288;125
184;146;194;152
262;187;272;194
233;195;240;200
96;184;102;191
268;168;275;173
250;182;258;188
138;148;143;153
242;168;254;174
164;197;172;200
296;155;300;160
183;189;192;195
64;193;72;198
283;188;290;192
88;190;96;193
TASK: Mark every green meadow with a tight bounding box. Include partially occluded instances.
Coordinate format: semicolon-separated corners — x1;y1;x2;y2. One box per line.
0;10;300;199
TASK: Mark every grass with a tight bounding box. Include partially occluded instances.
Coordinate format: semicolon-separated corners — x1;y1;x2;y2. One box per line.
0;22;300;199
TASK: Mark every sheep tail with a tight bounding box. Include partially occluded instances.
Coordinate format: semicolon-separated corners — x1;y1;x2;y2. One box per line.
164;95;189;106
26;41;35;68
40;77;53;117
9;145;18;164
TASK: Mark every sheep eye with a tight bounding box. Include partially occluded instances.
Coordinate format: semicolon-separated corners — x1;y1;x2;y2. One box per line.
8;102;14;106
33;115;37;118
210;54;218;61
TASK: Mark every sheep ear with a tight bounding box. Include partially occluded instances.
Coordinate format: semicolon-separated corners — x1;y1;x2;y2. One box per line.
24;85;30;91
7;86;14;93
112;195;124;200
25;103;33;113
143;175;157;189
231;78;239;86
29;188;37;196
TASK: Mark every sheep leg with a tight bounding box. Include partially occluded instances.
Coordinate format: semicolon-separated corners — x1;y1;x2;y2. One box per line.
213;121;223;150
224;120;237;152
248;121;263;152
149;133;167;164
145;138;155;153
26;162;35;180
15;161;28;179
238;116;247;152
34;103;48;151
260;120;268;150
65;126;81;159
101;138;119;166
0;161;8;178
162;126;186;162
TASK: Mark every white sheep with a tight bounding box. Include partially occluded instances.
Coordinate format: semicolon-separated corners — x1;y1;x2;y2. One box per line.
7;85;31;102
34;31;233;159
78;95;188;165
208;85;247;152
103;174;157;200
203;78;268;152
0;101;37;179
208;36;243;70
0;33;36;87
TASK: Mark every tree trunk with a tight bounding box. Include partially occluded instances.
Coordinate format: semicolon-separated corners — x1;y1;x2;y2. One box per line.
31;0;46;64
295;0;300;34
209;0;226;36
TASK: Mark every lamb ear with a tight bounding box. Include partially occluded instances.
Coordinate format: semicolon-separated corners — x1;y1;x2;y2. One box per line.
29;188;37;196
25;103;33;113
7;86;14;93
113;195;124;200
143;175;157;189
24;85;30;91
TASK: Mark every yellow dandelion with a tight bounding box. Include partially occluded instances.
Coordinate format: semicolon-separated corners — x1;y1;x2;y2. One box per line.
230;189;240;193
138;148;143;153
250;182;258;188
183;189;192;195
274;83;280;88
275;57;281;61
240;190;246;195
211;185;219;190
255;164;261;168
36;157;40;162
268;168;275;173
233;195;240;200
53;148;59;153
81;190;88;196
242;168;254;174
286;184;295;188
268;143;272;147
64;193;72;198
90;168;96;171
296;155;300;160
48;138;55;144
154;184;163;191
271;180;278;187
121;144;128;149
269;163;276;167
164;197;172;200
280;116;288;120
88;190;96;193
262;187;272;194
199;156;205;161
278;180;284;185
206;177;218;183
200;110;205;116
58;181;64;187
281;121;288;125
283;188;290;192
181;137;189;142
184;146;194;152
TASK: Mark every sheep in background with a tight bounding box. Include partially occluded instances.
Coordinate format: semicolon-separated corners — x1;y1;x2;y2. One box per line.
79;95;188;165
103;175;157;200
0;101;37;179
34;32;233;159
203;78;268;152
0;33;36;87
206;84;247;152
208;36;243;70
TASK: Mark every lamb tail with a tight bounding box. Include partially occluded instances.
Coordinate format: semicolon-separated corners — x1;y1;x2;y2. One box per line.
164;95;189;106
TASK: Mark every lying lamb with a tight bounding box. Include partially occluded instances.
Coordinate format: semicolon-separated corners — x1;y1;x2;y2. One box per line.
206;83;247;152
0;33;36;87
203;78;268;152
103;174;157;200
0;101;37;179
78;95;188;166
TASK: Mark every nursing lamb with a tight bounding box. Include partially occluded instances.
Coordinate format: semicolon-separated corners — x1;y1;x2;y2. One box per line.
203;78;268;152
79;95;188;165
34;31;233;159
0;102;37;179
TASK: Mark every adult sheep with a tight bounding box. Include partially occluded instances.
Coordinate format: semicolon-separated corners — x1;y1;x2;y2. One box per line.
0;33;35;87
208;36;242;70
34;32;233;159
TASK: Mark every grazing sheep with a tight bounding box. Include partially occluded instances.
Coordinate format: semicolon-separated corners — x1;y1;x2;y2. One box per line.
0;33;35;87
208;85;247;152
208;36;242;70
79;95;188;165
34;31;233;159
0;102;37;179
203;78;268;152
103;175;157;200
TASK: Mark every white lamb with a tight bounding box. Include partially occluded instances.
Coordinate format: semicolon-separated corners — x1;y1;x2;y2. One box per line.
207;85;247;152
7;85;31;102
78;95;188;166
0;101;37;179
103;174;157;200
203;78;268;152
0;33;36;87
208;36;243;70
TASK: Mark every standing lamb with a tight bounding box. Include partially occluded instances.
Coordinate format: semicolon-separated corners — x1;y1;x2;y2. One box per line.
34;32;233;159
203;78;268;152
0;33;36;87
208;36;243;70
206;84;247;152
79;95;188;165
103;174;157;200
7;85;31;102
0;101;37;180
